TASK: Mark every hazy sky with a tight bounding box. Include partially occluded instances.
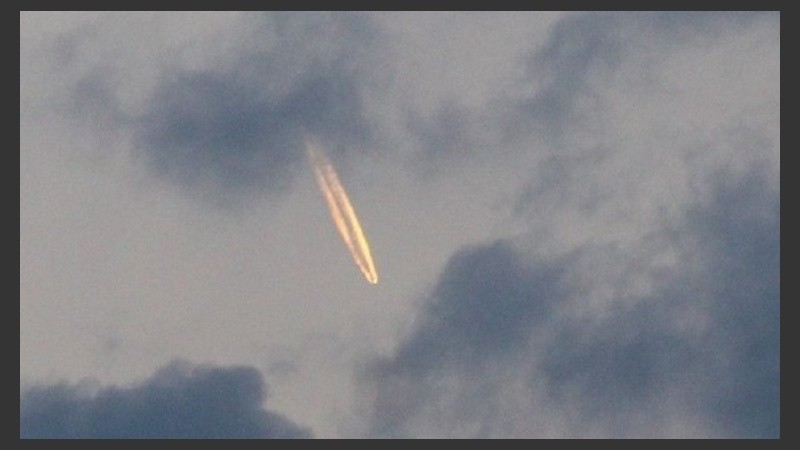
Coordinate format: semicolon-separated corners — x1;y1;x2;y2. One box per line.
20;11;779;438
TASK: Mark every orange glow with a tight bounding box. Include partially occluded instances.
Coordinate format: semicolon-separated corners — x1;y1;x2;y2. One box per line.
307;138;378;284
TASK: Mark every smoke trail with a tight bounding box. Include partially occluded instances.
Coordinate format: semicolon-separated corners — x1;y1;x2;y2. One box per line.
307;138;379;285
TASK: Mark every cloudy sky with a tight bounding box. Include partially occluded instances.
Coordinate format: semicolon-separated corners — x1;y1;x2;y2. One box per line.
20;11;779;438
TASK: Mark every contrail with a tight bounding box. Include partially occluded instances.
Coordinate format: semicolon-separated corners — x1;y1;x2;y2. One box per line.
307;138;378;285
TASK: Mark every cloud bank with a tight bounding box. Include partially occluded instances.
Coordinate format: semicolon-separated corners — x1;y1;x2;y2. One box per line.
20;361;311;439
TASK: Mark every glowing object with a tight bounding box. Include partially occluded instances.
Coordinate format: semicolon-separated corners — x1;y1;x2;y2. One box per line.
307;138;379;285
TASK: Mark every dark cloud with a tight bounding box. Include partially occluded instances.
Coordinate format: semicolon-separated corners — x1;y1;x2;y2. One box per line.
685;167;780;437
541;166;779;438
61;12;382;204
20;361;312;439
137;13;380;203
379;241;566;371
363;165;778;438
364;241;569;437
137;61;371;201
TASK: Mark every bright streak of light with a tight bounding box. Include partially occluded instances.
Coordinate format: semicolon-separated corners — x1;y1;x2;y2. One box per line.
307;138;379;285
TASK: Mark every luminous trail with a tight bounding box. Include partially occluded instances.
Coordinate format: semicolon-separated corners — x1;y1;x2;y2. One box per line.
307;138;378;285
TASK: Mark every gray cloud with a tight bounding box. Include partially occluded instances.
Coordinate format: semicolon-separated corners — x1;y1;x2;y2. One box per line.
59;12;382;205
363;164;779;438
375;241;567;372
20;361;312;439
542;166;779;438
399;12;777;173
363;241;569;437
507;11;773;144
508;12;622;144
358;13;779;438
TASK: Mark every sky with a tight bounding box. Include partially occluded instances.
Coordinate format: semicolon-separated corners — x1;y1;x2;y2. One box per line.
20;11;779;438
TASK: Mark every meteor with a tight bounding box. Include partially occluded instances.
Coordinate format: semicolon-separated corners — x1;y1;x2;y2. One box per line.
307;138;379;285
